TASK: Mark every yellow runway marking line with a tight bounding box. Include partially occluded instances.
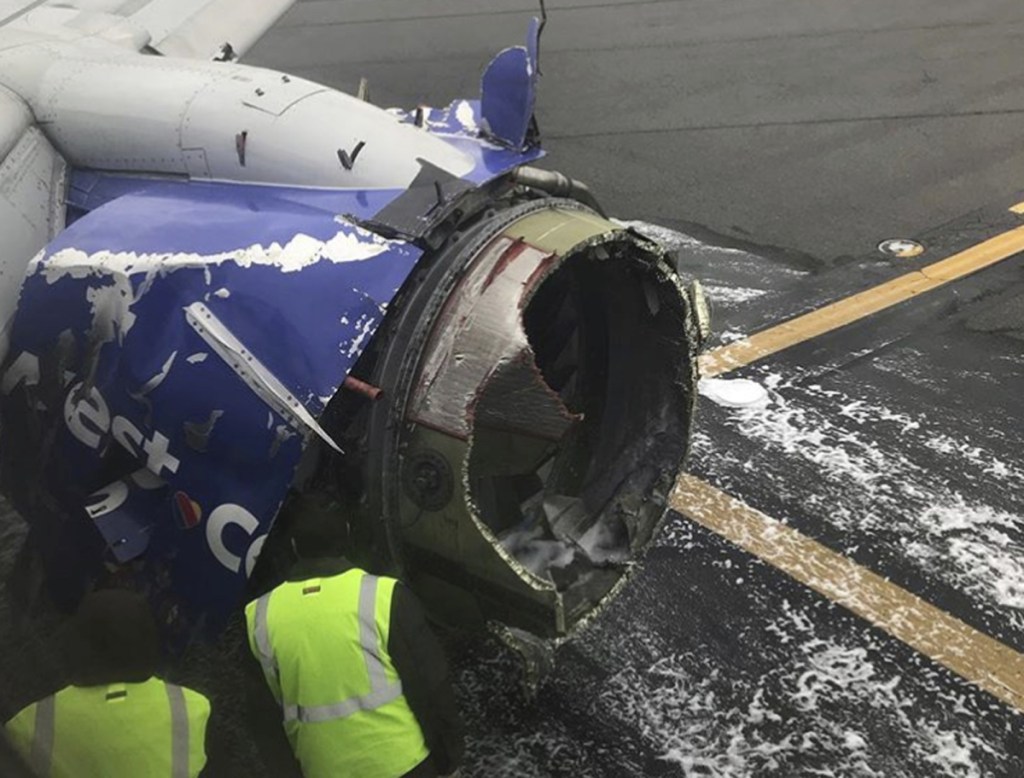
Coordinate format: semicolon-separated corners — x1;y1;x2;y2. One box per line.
671;474;1024;712
1010;202;1024;215
699;224;1024;377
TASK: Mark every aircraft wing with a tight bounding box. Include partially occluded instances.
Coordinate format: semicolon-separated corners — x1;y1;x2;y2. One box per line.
0;0;294;332
0;0;295;60
128;0;295;60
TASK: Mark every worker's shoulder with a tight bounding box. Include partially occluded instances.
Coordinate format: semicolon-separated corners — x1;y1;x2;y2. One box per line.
162;679;212;717
177;681;211;702
3;697;35;731
4;683;68;732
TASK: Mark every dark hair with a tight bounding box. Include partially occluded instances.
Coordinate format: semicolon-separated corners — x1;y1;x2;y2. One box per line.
288;492;349;559
66;589;160;686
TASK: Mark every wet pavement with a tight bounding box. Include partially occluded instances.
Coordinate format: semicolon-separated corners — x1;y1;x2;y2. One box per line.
3;1;1024;776
438;211;1024;777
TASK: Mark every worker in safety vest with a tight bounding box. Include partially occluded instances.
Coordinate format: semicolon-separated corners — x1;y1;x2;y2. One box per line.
4;589;211;778
245;493;465;778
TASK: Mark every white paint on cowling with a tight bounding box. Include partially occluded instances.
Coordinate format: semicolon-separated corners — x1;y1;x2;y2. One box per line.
0;42;473;188
181;75;473;186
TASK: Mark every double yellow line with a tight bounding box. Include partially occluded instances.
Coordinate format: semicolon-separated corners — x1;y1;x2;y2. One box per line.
674;206;1024;711
700;223;1024;377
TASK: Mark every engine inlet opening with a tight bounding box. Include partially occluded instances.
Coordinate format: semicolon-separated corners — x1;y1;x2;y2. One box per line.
467;237;694;618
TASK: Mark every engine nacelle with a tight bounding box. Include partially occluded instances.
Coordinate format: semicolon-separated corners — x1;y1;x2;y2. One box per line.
325;201;699;639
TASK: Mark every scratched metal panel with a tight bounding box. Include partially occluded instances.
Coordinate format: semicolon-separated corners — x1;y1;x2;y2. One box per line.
408;235;559;439
0;183;421;636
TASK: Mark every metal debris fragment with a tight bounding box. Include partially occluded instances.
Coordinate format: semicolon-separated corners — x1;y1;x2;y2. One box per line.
342;375;382;401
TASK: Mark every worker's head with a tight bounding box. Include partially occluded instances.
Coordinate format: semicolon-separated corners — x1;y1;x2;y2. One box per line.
289;492;350;559
66;589;160;686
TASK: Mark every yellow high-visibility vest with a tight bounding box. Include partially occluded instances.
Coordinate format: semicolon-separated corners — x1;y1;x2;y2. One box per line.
245;569;431;778
4;677;209;778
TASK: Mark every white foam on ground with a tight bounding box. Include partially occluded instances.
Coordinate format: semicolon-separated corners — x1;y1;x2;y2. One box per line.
718;328;749;344
614;220;750;258
700;377;770;409
691;376;1024;631
702;284;768;305
871;347;947;392
544;594;999;778
920;725;999;778
925;433;1024;482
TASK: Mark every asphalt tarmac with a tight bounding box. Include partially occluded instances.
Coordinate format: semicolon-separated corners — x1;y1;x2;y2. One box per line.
2;2;1023;776
250;0;1024;263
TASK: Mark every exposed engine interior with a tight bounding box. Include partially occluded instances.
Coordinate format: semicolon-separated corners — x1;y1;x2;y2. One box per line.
470;248;692;607
281;197;700;641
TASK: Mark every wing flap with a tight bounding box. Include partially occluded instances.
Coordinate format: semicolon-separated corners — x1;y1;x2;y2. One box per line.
0;0;294;60
130;0;294;60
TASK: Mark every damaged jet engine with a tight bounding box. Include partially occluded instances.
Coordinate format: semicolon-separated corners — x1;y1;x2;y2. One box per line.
327;200;701;644
0;9;706;654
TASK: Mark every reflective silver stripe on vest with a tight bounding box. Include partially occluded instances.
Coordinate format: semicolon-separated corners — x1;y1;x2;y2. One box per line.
166;684;189;778
276;573;402;724
282;681;404;724
30;694;55;776
358;575;389;690
252;593;279;690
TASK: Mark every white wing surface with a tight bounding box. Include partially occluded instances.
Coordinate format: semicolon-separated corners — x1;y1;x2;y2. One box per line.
0;0;293;352
0;0;295;59
129;0;295;59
